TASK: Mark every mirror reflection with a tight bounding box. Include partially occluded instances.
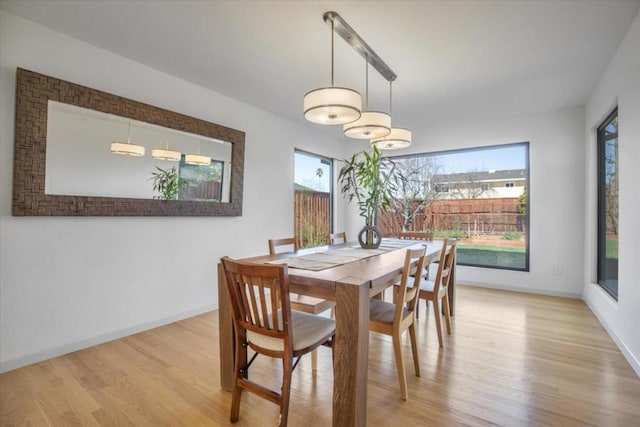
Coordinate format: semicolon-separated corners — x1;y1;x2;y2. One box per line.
45;101;232;202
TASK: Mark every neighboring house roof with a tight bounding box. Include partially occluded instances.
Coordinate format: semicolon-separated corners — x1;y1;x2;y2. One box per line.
294;183;328;193
435;169;526;184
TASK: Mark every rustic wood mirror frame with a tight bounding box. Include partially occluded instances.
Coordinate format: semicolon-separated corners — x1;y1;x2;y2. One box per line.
12;68;244;216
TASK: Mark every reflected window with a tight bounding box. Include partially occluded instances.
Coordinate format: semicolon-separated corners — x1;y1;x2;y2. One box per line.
179;158;224;202
597;108;618;300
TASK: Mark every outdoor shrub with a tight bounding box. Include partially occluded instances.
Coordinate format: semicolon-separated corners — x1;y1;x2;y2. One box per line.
501;230;521;241
428;228;468;239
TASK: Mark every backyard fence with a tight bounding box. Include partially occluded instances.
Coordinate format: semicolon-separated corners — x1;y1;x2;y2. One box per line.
378;198;525;237
294;189;330;248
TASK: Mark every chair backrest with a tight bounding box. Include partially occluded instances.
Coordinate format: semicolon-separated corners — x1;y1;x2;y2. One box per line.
397;231;433;241
268;237;298;255
394;246;427;323
328;232;347;245
221;256;293;345
431;239;456;298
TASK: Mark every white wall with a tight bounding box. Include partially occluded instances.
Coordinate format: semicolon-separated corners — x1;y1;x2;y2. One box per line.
583;12;640;376
345;106;587;299
0;11;348;372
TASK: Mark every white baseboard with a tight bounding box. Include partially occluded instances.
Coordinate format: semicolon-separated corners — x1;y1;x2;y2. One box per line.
0;304;215;374
583;298;640;378
460;280;583;299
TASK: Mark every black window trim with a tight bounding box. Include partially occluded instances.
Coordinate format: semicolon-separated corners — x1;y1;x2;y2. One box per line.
389;141;530;272
596;107;618;300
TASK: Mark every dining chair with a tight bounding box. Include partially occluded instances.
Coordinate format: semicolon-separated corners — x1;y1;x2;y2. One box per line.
397;231;433;282
369;246;427;400
328;231;347;245
220;257;335;427
268;237;336;370
418;238;456;348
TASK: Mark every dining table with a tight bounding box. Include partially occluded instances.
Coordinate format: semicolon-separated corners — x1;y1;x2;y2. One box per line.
217;238;455;426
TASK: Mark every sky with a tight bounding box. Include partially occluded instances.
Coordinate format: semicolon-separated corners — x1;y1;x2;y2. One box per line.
294;151;332;192
431;144;527;174
294;144;528;191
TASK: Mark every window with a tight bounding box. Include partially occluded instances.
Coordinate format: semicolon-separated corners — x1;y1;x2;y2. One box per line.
178;157;224;201
597;108;618;300
381;142;529;271
294;150;333;248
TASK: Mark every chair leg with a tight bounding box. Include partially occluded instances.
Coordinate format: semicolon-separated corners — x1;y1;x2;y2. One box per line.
408;323;421;377
311;349;318;371
230;339;246;422
442;293;452;335
279;356;293;427
392;332;408;400
432;299;444;348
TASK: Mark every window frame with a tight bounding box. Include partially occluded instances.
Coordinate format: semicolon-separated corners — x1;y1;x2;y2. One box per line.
293;149;335;242
389;141;530;272
596;107;619;300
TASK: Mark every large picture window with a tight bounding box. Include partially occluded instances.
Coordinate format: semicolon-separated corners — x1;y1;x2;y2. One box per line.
597;108;618;300
380;142;529;271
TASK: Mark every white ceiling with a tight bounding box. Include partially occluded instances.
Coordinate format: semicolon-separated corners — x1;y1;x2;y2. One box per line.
2;0;639;136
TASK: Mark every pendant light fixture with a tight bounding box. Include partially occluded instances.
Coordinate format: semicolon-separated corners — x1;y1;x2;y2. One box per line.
185;141;211;166
371;82;412;150
343;58;391;139
152;137;181;161
303;19;362;125
110;120;145;156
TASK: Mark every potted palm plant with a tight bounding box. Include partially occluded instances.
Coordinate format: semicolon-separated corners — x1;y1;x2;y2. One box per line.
338;146;399;248
150;166;186;200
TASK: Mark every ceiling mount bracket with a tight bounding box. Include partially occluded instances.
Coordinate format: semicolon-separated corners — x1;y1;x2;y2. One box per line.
323;11;397;82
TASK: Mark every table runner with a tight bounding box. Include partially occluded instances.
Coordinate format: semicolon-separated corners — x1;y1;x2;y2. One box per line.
267;238;424;271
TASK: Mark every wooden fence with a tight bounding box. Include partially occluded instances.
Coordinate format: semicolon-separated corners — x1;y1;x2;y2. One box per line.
378;198;525;237
294;190;330;248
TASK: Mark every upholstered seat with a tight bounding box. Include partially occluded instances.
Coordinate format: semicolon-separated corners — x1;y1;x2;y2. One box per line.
248;310;336;353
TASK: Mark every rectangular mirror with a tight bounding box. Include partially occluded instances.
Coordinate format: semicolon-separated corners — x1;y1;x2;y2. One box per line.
13;68;244;216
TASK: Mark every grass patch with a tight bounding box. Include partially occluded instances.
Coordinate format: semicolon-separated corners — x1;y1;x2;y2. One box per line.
606;239;618;259
458;244;526;253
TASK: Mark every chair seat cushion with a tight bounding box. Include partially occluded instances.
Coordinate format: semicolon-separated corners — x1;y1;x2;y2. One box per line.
420;279;435;292
248;310;335;353
369;298;410;324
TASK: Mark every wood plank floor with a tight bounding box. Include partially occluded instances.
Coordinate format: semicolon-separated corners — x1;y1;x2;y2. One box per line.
1;285;639;426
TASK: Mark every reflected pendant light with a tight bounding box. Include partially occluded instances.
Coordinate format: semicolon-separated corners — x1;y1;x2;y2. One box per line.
303;20;362;125
152;137;181;161
344;59;391;139
371;82;412;150
185;154;211;166
110;120;145;156
185;141;211;166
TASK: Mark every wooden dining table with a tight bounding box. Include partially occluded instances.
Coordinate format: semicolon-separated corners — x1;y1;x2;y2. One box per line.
217;239;455;426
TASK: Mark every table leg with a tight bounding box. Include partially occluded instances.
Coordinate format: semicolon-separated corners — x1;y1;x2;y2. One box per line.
218;263;234;391
333;277;369;427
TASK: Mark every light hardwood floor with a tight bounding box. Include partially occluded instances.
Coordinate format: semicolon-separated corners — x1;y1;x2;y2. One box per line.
1;286;639;426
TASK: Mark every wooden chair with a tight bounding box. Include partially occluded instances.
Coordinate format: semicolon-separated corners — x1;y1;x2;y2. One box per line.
418;238;456;348
397;231;433;282
328;231;347;245
369;246;427;400
268;237;336;370
220;257;335;427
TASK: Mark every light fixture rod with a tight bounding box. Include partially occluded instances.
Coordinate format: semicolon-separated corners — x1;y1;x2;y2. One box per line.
323;11;397;82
